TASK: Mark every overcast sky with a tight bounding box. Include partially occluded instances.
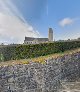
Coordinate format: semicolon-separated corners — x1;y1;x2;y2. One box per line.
0;0;80;44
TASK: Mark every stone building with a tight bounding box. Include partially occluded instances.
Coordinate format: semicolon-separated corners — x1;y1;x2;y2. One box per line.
48;28;53;41
24;28;53;44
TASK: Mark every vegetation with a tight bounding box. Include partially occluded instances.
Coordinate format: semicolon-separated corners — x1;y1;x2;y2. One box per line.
0;41;80;62
0;47;80;66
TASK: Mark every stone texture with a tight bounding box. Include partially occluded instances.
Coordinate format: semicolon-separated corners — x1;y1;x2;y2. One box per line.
0;53;80;92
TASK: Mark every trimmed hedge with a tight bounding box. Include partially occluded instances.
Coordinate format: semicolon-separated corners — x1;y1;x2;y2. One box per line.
0;41;80;61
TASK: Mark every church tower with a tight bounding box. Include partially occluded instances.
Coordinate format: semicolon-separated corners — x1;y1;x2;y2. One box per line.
48;28;53;41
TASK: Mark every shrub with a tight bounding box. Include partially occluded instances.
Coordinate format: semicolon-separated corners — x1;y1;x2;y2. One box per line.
0;41;80;61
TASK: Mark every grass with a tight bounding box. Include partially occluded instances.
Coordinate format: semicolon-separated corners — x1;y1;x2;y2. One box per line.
0;48;80;67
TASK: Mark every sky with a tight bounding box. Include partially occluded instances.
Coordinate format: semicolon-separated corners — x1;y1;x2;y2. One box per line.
0;0;80;44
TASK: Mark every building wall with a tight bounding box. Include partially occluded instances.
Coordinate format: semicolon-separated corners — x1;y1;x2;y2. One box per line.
24;39;38;44
24;40;48;44
24;41;33;44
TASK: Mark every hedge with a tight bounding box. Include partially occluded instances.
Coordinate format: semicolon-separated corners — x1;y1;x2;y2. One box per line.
0;41;80;61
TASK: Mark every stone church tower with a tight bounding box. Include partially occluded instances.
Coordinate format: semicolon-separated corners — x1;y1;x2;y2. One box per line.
48;28;53;41
24;28;53;44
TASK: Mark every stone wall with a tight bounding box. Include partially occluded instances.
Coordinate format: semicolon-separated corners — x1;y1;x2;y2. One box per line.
0;52;80;92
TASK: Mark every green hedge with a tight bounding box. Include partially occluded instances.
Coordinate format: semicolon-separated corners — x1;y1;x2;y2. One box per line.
0;41;80;61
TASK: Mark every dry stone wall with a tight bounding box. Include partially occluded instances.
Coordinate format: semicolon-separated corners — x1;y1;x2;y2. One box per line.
0;52;80;92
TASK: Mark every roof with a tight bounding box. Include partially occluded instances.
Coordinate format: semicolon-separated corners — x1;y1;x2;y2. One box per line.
37;38;48;41
25;37;35;41
24;37;49;42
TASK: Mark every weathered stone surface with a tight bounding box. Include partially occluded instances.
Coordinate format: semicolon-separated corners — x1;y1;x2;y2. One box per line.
0;53;80;92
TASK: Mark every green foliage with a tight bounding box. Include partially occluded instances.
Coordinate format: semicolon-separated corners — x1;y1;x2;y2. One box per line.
0;53;4;61
0;41;80;61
